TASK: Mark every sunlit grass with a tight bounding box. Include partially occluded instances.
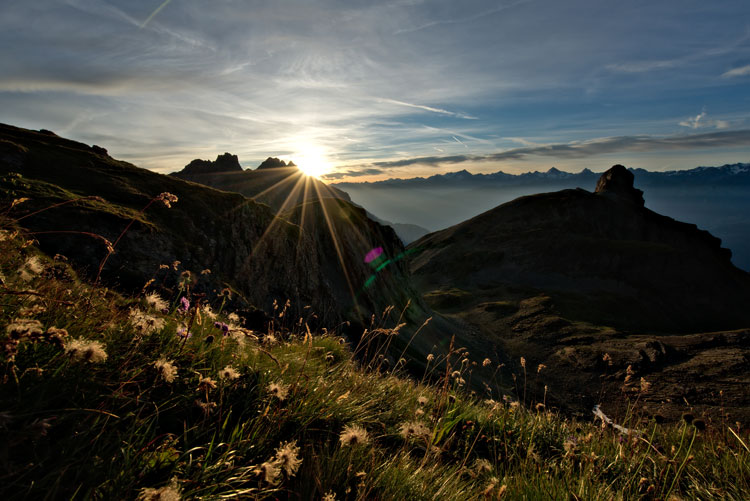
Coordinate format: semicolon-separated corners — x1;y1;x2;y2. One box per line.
1;219;748;500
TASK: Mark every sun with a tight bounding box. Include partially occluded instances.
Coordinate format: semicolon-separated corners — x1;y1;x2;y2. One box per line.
290;145;331;179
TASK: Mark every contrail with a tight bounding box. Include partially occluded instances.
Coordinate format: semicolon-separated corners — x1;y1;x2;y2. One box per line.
141;0;173;28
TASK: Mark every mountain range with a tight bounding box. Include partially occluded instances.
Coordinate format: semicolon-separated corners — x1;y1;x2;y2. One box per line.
2;123;749;422
334;163;750;270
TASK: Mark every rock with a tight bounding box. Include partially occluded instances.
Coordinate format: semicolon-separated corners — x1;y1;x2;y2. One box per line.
595;164;645;207
256;157;289;170
182;153;242;174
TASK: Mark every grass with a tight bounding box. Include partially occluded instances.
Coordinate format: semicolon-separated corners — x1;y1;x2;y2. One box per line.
1;219;749;500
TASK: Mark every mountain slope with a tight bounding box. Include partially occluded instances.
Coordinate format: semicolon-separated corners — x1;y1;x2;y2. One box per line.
335;163;750;270
0;123;416;330
407;165;750;420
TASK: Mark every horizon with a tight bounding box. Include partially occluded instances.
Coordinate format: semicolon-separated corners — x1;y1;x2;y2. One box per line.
2;1;750;182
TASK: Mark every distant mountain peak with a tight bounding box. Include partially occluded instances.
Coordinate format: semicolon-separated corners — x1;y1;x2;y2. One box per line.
594;164;645;207
182;153;242;174
257;157;293;170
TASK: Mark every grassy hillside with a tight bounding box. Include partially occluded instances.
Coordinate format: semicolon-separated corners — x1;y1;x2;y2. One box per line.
0;124;420;333
2;218;749;499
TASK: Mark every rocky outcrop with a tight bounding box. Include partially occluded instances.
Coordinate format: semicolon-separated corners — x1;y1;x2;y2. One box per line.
595;164;644;206
256;157;291;170
171;154;351;214
182;153;243;175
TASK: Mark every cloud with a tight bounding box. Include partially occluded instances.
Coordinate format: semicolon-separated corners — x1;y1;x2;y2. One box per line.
344;130;750;170
679;111;731;130
322;168;384;180
722;64;750;78
679;111;708;129
382;99;476;120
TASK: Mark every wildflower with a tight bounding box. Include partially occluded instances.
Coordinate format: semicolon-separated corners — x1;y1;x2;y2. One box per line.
145;292;168;312
275;441;302;477
202;305;217;319
640;377;651;392
156;192;178;208
228;312;239;323
44;327;68;348
322;492;336;501
535;403;546;412
339;424;370;447
450;370;461;378
129;309;165;334
159;264;169;270
482;477;499;496
200;268;211;275
482;358;491;367
178;297;190;313
6;318;44;339
417;396;429;406
176;326;191;340
398;420;430;440
537;363;546;373
624;364;634;383
20;256;44;281
682;413;694;424
268;381;290;401
138;478;182;501
172;260;181;270
195;399;216;416
474;458;493;475
219;365;240;381
693;419;706;431
602;353;613;365
197;376;217;392
257;461;279;484
415;408;425;417
64;338;108;363
154;359;178;383
214;321;230;335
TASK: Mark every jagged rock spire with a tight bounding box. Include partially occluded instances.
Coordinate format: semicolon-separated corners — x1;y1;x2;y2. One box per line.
595;164;645;207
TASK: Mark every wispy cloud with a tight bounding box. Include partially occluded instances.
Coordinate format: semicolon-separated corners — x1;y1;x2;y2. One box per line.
722;64;750;78
341;130;750;171
382;99;476;120
679;110;730;129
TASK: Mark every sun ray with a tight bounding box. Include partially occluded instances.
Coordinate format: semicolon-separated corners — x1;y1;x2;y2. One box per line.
311;182;360;316
239;171;309;275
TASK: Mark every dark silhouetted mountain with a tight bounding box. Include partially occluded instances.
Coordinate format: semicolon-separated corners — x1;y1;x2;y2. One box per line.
406;165;750;420
171;156;351;213
334;163;750;270
0;123;421;332
182;153;243;175
257;156;291;170
172;156;429;245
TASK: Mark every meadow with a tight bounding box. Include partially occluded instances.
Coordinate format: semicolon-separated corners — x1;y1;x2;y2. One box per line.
1;201;748;500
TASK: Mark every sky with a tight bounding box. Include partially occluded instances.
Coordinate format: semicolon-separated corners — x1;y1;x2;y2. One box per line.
1;0;750;182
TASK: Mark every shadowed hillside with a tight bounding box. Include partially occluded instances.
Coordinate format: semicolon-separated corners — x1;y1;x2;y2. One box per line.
0;124;419;332
408;165;750;421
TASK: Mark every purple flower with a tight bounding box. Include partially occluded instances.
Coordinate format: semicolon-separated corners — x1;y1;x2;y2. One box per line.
214;321;230;336
178;297;190;313
176;327;192;340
